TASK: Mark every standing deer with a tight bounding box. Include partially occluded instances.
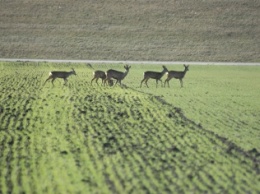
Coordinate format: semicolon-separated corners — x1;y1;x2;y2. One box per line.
43;68;76;86
140;65;168;88
105;65;131;86
91;70;106;85
164;64;189;87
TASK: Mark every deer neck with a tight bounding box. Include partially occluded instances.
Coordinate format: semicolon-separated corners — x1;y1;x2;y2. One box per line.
123;69;129;78
183;69;188;75
161;69;167;76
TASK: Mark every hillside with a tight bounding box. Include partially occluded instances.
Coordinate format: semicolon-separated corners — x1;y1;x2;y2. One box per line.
0;0;259;62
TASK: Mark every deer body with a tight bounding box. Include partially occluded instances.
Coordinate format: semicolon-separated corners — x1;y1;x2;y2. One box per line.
140;65;168;88
105;65;131;86
91;70;106;85
44;68;76;86
164;65;189;87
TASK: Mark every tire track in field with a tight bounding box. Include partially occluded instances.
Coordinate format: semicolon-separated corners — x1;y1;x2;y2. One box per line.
72;85;259;193
148;93;260;174
125;86;259;192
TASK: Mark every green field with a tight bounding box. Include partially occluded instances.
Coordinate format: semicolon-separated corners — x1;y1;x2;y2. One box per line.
0;62;259;193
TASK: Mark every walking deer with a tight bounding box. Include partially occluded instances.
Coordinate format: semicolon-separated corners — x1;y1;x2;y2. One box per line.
91;70;106;85
164;65;189;87
105;65;131;86
43;68;76;86
140;65;168;88
91;70;113;86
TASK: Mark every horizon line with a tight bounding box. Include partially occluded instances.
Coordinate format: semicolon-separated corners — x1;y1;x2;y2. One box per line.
0;58;259;65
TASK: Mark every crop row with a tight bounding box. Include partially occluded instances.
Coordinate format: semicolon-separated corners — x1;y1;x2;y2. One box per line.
0;62;259;193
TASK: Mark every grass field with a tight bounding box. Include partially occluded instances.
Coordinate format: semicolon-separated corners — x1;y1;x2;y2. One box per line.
0;0;259;62
0;62;259;194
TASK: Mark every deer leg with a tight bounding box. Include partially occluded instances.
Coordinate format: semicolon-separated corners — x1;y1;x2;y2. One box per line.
102;78;106;86
164;79;169;87
159;79;163;87
140;78;146;88
156;79;159;88
104;78;107;86
51;78;56;86
95;78;99;86
91;77;95;85
105;78;111;86
180;79;183;87
165;78;171;88
43;76;52;85
64;78;68;85
145;78;149;88
164;79;167;87
108;79;113;87
106;78;112;86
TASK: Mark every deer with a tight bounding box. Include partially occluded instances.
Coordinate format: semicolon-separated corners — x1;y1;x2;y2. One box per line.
43;68;76;86
91;70;114;86
105;65;131;86
91;70;106;85
164;64;189;87
140;65;168;88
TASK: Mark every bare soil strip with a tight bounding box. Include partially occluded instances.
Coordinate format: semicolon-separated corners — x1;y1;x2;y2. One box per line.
0;58;259;65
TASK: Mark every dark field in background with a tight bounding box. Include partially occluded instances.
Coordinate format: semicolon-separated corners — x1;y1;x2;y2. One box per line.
0;0;259;62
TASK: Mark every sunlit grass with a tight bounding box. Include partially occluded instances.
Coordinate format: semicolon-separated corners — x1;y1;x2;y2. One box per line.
0;62;259;193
